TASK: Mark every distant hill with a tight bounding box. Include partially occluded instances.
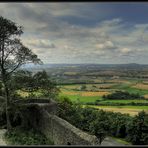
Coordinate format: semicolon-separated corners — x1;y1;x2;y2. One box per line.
21;63;148;71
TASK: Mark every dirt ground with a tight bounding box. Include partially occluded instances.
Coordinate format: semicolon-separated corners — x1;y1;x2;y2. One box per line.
0;129;7;146
102;137;129;146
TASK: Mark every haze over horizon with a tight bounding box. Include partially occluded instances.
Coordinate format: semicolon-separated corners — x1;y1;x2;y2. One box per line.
21;62;148;69
0;2;148;64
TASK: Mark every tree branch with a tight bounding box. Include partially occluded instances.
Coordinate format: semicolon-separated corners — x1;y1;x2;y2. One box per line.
7;61;22;76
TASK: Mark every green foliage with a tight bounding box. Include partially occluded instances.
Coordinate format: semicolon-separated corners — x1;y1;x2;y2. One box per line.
57;97;148;145
12;70;35;92
89;110;111;144
108;112;132;138
4;127;54;145
57;96;82;128
79;107;97;132
80;85;87;91
126;111;148;145
12;70;59;99
103;91;144;100
33;70;60;98
93;100;148;106
0;16;42;130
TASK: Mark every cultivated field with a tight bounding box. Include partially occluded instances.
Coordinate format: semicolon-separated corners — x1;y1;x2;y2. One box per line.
83;105;148;116
59;78;148;116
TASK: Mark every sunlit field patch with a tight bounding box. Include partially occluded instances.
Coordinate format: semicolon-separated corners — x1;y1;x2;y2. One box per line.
144;94;148;99
83;105;148;116
61;90;110;97
17;90;43;98
61;91;79;95
132;83;148;90
108;79;132;84
81;91;110;96
64;72;77;75
99;99;148;104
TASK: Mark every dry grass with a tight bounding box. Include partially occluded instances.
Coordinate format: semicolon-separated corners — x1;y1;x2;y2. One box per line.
81;91;110;96
62;84;115;91
62;90;110;97
132;83;148;90
62;91;79;95
64;72;77;75
144;94;148;99
109;79;131;84
85;105;148;116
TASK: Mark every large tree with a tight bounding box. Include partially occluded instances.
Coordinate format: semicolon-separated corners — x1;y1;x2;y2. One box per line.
0;16;42;130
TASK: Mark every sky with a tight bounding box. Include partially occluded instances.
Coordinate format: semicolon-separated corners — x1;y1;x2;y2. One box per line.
0;2;148;64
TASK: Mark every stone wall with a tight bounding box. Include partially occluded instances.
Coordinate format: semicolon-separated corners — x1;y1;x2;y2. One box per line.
36;107;100;145
15;99;100;145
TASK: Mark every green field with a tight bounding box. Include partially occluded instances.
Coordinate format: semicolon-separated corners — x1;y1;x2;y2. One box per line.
112;83;148;95
59;82;148;103
84;105;148;110
83;105;148;116
97;99;148;104
60;94;102;103
59;79;148;116
17;78;148;116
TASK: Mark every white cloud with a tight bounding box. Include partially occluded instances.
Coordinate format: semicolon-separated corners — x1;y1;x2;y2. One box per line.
0;3;148;64
23;39;55;48
95;41;116;50
120;48;132;54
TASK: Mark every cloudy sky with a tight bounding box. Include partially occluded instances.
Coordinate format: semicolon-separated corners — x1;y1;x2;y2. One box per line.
0;2;148;64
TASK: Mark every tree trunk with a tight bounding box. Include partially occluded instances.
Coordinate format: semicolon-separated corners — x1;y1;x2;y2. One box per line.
3;79;12;131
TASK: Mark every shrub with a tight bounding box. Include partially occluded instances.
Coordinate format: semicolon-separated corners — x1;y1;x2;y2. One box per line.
126;111;148;145
103;91;145;100
57;97;148;145
4;127;54;145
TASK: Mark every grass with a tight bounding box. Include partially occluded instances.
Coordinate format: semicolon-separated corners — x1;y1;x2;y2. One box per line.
83;105;148;110
133;83;148;90
112;83;148;95
60;83;116;90
98;99;148;104
83;105;148;116
59;82;148;105
59;94;102;103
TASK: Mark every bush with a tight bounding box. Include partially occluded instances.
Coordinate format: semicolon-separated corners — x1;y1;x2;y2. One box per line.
126;111;148;145
4;127;54;145
57;97;148;145
103;91;145;100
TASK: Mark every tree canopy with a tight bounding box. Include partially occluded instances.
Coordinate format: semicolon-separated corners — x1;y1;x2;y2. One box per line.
0;16;42;130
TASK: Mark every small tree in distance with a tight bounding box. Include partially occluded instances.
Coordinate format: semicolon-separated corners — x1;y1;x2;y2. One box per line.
12;70;60;99
0;16;42;130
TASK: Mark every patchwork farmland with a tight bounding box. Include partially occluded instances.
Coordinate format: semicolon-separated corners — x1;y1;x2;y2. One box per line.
23;63;148;116
59;78;148;116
